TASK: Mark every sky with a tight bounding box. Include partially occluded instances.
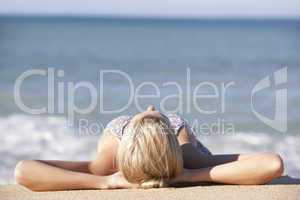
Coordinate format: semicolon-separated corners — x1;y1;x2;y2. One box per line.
0;0;300;18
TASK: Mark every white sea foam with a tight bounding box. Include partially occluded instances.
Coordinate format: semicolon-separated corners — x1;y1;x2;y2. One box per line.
0;114;299;184
0;115;97;184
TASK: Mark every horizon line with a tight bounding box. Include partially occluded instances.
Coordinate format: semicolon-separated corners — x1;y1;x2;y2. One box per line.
1;13;300;21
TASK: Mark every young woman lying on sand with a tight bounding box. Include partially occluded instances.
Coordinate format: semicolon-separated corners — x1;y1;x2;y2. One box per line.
14;105;284;191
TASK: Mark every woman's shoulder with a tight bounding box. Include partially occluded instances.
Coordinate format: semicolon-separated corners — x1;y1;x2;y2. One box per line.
105;115;132;139
166;113;187;134
166;113;186;124
106;115;132;129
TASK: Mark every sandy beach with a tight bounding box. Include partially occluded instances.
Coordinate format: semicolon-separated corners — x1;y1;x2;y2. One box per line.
1;176;300;200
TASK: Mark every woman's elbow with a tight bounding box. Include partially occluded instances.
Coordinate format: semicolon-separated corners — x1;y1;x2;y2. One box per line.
267;153;284;178
14;161;27;185
256;153;284;184
14;160;39;191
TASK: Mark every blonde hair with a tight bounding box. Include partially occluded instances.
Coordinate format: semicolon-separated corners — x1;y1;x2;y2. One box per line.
117;116;183;188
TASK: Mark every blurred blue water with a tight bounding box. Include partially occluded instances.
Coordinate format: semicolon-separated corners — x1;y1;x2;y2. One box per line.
0;16;299;133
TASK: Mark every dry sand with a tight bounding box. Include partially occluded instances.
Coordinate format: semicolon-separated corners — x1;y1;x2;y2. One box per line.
1;176;300;200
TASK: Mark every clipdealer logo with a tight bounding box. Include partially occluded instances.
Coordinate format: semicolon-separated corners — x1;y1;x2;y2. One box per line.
251;67;287;133
13;66;288;134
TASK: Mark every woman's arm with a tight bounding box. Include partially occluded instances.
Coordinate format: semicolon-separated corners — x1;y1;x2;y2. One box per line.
176;126;284;185
14;131;126;191
37;160;91;173
14;160;137;191
175;152;283;185
14;160;108;191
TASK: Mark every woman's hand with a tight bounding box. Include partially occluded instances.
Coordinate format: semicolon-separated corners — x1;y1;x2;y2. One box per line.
106;171;140;189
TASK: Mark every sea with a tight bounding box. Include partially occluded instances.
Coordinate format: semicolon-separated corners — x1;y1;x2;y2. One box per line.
0;16;300;184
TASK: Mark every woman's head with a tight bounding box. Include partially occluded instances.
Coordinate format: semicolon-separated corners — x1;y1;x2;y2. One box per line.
117;106;183;188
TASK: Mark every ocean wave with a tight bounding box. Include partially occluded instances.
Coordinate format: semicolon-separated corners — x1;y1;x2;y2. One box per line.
0;114;96;184
0;114;299;184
